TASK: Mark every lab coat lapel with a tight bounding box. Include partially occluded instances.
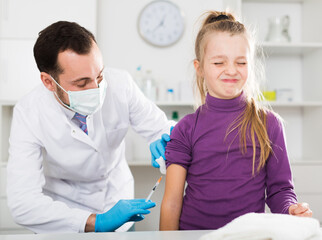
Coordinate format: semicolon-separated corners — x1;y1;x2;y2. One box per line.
53;96;99;150
70;125;99;150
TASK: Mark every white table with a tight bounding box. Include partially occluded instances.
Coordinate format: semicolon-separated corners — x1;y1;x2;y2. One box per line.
0;230;212;240
1;229;322;240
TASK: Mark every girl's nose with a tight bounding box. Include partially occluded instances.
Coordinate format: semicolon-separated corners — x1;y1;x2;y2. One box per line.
225;63;237;75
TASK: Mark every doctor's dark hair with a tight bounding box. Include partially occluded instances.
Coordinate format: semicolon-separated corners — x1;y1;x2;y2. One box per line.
33;21;96;80
194;11;272;175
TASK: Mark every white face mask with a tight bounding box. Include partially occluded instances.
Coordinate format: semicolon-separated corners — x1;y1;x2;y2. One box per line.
51;75;107;116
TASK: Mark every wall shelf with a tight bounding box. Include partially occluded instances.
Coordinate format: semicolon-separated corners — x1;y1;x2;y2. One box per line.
0;162;7;168
156;101;322;108
156;101;194;107
268;101;322;107
4;100;322;108
0;101;15;106
128;161;151;167
291;160;322;166
243;0;305;3
261;42;322;56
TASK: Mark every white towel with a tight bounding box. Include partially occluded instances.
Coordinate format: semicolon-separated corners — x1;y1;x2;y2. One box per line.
199;213;322;240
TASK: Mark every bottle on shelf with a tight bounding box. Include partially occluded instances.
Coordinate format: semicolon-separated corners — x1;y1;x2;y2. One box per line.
143;70;157;101
172;111;179;121
133;65;144;91
262;90;276;102
157;81;166;102
166;88;175;102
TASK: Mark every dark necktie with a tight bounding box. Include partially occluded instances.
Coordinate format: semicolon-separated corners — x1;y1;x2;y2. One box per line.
73;112;88;135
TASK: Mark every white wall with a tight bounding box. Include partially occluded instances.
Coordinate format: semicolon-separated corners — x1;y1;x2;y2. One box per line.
96;0;224;92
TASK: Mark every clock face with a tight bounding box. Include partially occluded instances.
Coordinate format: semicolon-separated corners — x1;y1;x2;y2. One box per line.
138;0;184;47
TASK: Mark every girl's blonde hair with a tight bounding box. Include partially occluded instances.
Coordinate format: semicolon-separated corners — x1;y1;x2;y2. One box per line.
194;11;272;174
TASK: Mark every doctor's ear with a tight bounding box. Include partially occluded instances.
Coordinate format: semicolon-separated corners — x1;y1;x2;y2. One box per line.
41;72;56;91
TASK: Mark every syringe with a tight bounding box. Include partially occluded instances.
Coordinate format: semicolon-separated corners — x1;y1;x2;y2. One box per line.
145;176;163;201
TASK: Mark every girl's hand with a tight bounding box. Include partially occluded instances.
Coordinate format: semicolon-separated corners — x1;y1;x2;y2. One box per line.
288;202;313;217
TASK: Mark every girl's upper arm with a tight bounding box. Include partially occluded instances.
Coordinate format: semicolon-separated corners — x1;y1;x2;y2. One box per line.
164;164;187;201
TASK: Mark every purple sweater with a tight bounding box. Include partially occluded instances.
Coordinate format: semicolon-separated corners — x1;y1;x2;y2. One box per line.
165;93;297;230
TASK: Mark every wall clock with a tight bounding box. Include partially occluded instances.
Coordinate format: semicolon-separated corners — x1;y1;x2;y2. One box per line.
138;0;185;47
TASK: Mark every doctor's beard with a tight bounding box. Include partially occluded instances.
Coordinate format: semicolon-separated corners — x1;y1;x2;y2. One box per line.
56;86;70;107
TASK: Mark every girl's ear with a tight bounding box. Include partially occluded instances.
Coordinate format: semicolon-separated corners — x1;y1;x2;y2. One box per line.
194;59;203;77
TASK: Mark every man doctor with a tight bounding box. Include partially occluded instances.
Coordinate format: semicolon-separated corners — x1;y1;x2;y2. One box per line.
7;21;172;233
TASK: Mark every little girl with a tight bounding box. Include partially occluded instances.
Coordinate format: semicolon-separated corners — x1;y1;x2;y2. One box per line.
160;11;312;230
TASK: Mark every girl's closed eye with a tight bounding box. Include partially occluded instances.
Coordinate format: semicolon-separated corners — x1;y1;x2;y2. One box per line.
237;62;247;65
214;62;224;65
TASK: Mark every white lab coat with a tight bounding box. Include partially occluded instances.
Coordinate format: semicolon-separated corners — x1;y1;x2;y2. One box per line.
6;68;174;233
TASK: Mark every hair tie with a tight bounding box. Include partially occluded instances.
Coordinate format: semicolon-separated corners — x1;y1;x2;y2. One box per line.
209;14;229;23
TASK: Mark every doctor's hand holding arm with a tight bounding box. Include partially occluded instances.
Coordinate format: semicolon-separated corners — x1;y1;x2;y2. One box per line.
150;126;174;168
85;199;155;232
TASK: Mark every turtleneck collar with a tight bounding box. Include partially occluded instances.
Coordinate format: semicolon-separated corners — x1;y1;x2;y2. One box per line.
204;92;247;112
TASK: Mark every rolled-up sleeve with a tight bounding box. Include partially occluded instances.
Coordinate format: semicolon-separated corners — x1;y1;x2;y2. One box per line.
165;115;194;170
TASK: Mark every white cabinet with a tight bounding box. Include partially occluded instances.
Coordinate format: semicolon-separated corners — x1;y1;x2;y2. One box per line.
0;102;30;233
222;0;322;223
230;0;322;162
0;40;39;101
0;170;29;233
291;162;322;223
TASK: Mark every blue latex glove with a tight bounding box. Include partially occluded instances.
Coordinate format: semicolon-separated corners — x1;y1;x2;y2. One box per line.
95;199;156;232
150;126;174;168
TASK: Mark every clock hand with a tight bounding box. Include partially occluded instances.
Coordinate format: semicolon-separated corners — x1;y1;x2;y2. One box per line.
160;14;166;26
152;15;166;32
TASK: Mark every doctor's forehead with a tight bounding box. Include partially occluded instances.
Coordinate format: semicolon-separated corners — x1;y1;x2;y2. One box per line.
57;48;104;80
